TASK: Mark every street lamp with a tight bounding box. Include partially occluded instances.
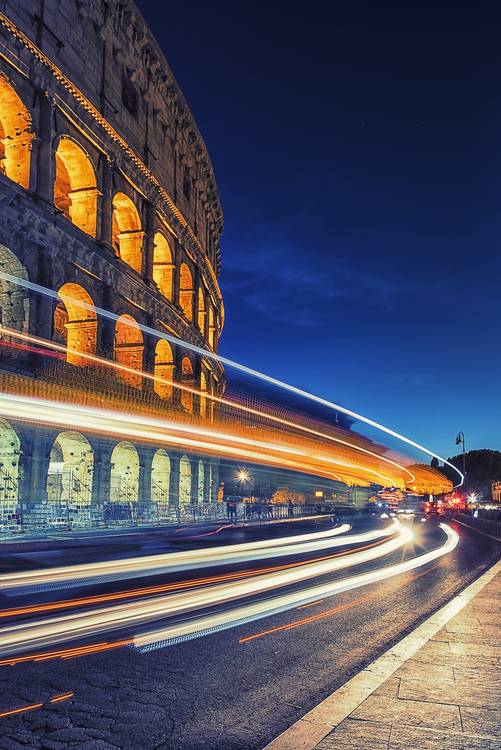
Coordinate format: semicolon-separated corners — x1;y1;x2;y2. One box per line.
236;468;251;485
455;431;466;478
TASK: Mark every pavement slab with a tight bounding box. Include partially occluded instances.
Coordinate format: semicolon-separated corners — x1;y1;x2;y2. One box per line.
311;561;501;750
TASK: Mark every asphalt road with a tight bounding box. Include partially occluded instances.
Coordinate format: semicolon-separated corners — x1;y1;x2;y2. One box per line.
0;516;499;750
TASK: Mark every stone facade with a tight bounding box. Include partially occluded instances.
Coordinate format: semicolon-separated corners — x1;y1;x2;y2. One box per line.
0;0;224;531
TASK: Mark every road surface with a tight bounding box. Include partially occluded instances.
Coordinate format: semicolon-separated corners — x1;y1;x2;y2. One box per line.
0;515;498;750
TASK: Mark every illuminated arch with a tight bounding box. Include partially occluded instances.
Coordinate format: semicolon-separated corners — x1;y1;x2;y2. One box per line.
153;232;173;300
151;448;170;504
179;263;193;320
197;459;205;503
112;192;143;273
200;370;208;418
197;288;206;334
0;245;29;358
0;74;33;189
208;305;216;349
154;338;174;400
54;283;97;367
179;356;194;413
47;432;94;524
0;418;20;530
114;314;144;388
54;136;98;237
110;441;139;505
179;454;192;505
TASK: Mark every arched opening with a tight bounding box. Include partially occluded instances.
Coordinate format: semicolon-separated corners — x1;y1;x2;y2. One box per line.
0;245;29;358
200;370;208;418
198;459;205;504
114;314;144;388
179;454;192;506
152;232;173;300
54;136;98;237
208;305;216;349
0;419;20;531
110;441;139;505
179;263;193;320
112;192;143;273
197;288;206;334
151;448;170;504
0;74;33;189
154;338;174;400
179;356;194;413
54;283;97;366
47;432;94;525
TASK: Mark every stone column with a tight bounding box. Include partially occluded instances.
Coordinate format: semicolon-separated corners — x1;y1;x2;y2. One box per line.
168;453;180;509
17;429;53;531
172;239;181;309
34;94;55;204
143;201;156;281
99;157;113;249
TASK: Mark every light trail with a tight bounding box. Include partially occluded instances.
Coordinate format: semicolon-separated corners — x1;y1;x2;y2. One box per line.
0;271;463;485
0;535;392;621
1;523;402;593
134;523;458;650
0;392;400;488
0;692;74;719
0;526;407;657
0;326;417;484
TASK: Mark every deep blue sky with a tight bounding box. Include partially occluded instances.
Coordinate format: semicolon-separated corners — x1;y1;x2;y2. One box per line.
137;1;501;458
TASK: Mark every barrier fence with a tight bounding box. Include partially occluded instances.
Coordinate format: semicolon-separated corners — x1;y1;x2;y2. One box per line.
0;499;315;538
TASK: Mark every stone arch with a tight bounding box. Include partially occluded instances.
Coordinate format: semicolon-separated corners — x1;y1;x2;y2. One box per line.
197;459;205;503
0;74;33;189
179;356;194;413
179;454;192;505
152;232;173;300
0;418;20;530
151;448;170;503
179;263;193;320
110;441;139;504
112;192;143;273
197;288;206;334
114;314;144;388
54;136;98;237
0;245;29;356
154;338;174;400
47;432;94;524
54;283;97;366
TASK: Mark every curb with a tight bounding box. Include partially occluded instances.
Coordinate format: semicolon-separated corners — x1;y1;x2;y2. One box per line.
263;556;501;750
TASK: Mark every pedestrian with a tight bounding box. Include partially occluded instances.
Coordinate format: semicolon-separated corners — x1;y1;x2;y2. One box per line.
288;499;294;517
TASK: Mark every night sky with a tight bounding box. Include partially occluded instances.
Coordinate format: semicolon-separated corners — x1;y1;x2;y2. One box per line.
137;1;501;458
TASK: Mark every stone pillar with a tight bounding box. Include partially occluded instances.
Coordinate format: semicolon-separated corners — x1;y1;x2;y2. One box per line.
172;239;181;309
204;460;211;503
143;201;156;281
17;429;53;530
168;453;180;508
34;94;55;204
99;157;113;249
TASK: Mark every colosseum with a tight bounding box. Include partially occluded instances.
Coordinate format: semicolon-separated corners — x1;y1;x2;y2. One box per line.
0;0;226;532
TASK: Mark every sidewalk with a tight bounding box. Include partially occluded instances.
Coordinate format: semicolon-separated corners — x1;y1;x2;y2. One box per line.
265;558;501;750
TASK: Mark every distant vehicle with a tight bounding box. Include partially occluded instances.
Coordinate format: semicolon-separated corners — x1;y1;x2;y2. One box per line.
423;498;445;516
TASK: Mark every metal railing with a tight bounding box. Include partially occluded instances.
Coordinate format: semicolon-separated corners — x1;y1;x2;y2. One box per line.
0;500;315;538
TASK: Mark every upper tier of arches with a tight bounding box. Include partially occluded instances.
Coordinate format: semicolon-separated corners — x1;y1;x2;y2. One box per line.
0;72;221;351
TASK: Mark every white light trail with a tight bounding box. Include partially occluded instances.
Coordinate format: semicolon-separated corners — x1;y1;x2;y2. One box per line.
0;271;464;485
135;523;458;650
1;523;403;592
0;524;408;656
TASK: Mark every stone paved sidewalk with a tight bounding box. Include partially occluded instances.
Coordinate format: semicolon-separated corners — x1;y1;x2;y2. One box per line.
316;567;501;750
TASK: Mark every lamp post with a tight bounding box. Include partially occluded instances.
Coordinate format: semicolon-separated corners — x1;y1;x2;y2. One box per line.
455;431;466;479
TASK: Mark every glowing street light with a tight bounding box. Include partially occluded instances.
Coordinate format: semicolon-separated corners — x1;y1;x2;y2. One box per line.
236;468;251;484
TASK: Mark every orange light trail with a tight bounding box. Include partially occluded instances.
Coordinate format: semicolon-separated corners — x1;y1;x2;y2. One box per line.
0;537;390;621
0;326;417;485
239;560;443;644
0;691;73;718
